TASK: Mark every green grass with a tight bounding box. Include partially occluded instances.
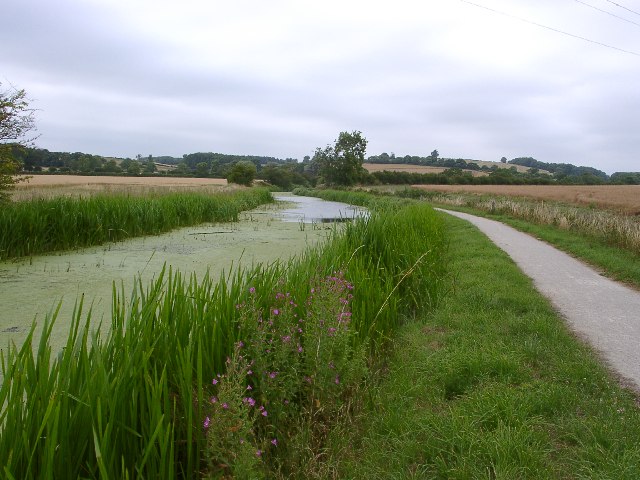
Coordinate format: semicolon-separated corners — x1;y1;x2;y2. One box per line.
325;213;640;478
0;188;274;260
392;188;640;289
0;197;448;478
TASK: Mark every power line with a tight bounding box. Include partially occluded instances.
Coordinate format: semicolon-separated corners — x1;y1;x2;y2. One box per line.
573;0;640;28
603;0;640;17
457;0;640;57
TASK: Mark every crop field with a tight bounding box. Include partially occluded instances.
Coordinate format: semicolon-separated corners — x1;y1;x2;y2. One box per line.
412;184;640;213
12;174;230;200
363;163;487;177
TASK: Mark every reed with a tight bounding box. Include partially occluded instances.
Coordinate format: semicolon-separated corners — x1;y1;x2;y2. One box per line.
0;195;447;478
0;188;273;260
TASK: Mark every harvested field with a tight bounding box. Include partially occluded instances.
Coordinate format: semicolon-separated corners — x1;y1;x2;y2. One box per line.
12;174;230;200
412;185;640;214
363;163;486;177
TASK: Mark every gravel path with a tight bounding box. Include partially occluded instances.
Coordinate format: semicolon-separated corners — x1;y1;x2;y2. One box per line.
438;209;640;389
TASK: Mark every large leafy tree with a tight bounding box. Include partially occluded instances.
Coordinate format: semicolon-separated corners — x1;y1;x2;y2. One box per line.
313;131;367;186
227;161;257;186
1;82;37;202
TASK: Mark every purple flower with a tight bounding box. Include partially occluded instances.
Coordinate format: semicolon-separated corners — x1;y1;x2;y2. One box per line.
247;369;253;375
262;410;268;417
246;384;253;390
256;450;262;457
335;375;340;385
222;403;229;409
203;416;210;429
249;287;256;294
271;438;278;446
212;378;218;385
210;396;218;404
248;397;256;406
269;372;277;379
272;308;280;315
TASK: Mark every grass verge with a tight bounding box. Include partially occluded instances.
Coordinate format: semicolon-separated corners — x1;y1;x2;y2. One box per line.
325;213;640;478
394;188;640;289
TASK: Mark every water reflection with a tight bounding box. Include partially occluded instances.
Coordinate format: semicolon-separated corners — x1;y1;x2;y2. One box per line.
273;193;368;223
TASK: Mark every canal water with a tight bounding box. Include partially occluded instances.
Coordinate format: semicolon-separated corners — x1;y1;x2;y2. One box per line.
0;194;365;351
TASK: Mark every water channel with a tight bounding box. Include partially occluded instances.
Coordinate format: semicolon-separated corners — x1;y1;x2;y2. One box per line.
0;194;366;352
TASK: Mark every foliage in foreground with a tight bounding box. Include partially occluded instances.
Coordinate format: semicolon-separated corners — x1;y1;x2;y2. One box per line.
0;188;273;260
327;214;640;479
1;82;37;202
0;198;447;478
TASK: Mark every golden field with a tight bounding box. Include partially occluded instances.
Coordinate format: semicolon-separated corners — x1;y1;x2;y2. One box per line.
363;163;487;177
12;175;230;200
412;185;640;213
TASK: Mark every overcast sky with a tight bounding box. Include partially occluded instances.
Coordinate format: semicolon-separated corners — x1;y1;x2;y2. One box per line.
3;0;639;173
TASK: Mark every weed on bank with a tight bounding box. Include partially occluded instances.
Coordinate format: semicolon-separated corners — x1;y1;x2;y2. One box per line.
0;196;447;478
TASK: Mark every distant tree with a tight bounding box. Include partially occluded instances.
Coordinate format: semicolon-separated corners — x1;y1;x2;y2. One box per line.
127;162;141;175
1;82;37;202
195;162;209;177
430;149;439;160
500;157;507;163
227;161;256;186
312;131;367;186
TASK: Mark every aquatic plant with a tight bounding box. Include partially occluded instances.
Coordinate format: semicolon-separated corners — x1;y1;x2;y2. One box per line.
0;197;447;478
0;188;273;260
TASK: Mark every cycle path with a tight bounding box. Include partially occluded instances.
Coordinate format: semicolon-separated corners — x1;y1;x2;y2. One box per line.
438;208;640;389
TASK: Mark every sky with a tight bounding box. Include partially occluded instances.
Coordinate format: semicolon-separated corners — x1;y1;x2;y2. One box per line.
2;0;639;174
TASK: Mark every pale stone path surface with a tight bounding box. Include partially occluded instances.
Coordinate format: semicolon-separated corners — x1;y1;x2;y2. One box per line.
438;209;640;389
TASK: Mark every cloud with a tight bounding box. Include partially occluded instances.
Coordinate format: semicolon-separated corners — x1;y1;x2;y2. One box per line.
3;0;639;173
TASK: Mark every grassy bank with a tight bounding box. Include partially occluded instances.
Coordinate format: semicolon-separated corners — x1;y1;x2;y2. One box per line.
0;198;447;478
396;188;640;288
0;188;273;260
326;213;640;478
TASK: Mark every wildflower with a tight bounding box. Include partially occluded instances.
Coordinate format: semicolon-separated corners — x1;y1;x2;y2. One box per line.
256;450;262;457
262;410;268;417
249;286;256;294
203;417;210;429
222;403;229;409
269;372;277;379
272;308;280;315
212;378;218;385
248;397;256;406
210;396;218;404
335;375;340;385
271;438;278;446
237;340;244;348
247;369;253;375
298;346;303;353
247;384;252;390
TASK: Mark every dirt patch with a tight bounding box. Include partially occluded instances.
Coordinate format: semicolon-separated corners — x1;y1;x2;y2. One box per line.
413;185;640;213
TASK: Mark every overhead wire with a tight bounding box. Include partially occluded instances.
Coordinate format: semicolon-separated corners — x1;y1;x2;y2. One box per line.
603;0;640;17
572;0;640;28
457;0;640;57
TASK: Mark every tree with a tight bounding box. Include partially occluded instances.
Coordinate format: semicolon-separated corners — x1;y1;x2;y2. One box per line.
500;157;507;164
1;83;37;202
195;162;210;177
430;149;439;160
312;131;367;186
227;161;256;186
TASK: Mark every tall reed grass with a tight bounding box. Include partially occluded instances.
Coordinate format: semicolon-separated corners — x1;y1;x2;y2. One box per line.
0;196;447;478
397;188;640;255
0;188;273;260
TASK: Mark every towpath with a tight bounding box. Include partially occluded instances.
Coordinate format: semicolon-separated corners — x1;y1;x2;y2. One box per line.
437;208;640;390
